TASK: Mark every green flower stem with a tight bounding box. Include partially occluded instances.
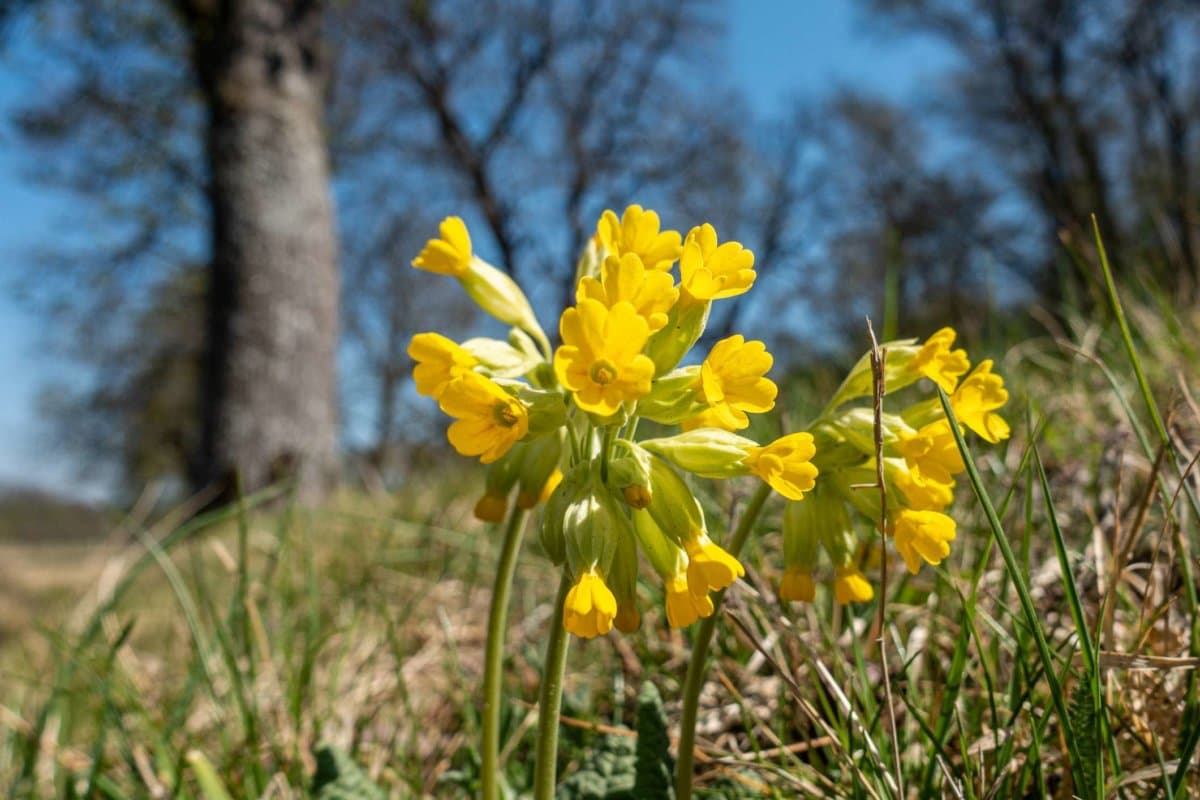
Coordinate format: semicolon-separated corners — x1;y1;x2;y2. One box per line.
675;481;772;800
481;507;530;800
533;571;573;800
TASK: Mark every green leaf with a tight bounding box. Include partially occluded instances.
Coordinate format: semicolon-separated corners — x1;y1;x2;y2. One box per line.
311;745;386;800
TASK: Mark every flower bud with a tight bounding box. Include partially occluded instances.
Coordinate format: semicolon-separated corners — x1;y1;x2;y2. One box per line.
510;383;568;438
461;255;549;351
822;338;922;412
541;465;589;564
644;300;710;376
779;567;816;603
607;506;641;633
641;429;756;480
643;455;707;549
636;366;706;425
473;445;524;522
607;440;653;507
515;431;563;509
462;336;542;379
562;478;624;582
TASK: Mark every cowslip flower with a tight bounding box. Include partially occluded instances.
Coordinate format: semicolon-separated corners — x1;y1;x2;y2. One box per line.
576;253;678;332
554;299;655;416
665;572;714;628
908;326;969;393
834;566;874;604
683;335;777;431
438;372;529;464
896;419;964;486
891;463;955;511
683;532;745;596
743;433;819;500
409;332;479;398
596;205;682;272
412;216;472;277
779;566;816;603
563;568;618;638
951;360;1010;443
892;508;957;573
679;223;756;302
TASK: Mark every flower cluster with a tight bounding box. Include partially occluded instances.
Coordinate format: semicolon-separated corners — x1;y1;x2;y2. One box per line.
779;327;1010;604
409;206;817;637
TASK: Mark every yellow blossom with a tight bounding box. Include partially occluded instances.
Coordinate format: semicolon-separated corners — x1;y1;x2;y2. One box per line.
951;359;1010;443
779;567;816;603
474;489;508;522
412;216;472;277
909;327;969;393
596;205;682;272
743;432;819;500
679;223;755;302
896;420;964;485
665;573;714;628
891;464;955;511
438;373;529;464
554;299;656;416
833;566;874;604
683;335;777;431
408;332;479;398
577;253;679;332
683;532;745;596
892;508;957;574
563;568;618;638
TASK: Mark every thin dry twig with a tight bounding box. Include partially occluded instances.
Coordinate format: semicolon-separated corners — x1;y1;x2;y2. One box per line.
866;317;904;798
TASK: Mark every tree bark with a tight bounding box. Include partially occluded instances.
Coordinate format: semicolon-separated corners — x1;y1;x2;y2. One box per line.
190;0;340;501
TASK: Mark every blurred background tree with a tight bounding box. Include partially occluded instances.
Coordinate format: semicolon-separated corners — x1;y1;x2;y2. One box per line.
3;0;1199;501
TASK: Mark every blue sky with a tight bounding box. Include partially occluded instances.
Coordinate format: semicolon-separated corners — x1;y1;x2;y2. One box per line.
0;3;950;501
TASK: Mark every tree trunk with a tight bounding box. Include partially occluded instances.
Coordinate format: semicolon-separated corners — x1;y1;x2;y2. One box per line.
191;0;340;501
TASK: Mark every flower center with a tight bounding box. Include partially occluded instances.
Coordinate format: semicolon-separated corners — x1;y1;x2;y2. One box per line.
493;401;520;428
589;359;618;385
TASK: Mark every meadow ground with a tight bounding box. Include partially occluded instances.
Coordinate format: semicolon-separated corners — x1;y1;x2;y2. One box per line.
3;290;1200;799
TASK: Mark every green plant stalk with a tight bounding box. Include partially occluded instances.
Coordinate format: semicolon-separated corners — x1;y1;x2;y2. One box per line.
675;481;772;800
481;507;530;800
533;571;573;800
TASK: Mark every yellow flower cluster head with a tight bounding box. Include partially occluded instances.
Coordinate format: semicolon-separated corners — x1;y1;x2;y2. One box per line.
776;327;1010;604
410;206;820;639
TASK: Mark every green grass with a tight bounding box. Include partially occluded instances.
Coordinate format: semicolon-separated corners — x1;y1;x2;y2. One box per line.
5;271;1200;797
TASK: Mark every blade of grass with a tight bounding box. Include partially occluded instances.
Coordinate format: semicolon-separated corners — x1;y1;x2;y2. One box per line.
937;387;1086;793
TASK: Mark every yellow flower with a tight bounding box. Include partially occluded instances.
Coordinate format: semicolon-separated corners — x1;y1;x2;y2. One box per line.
896;420;964;486
679;223;755;302
554;299;656;416
596;205;682;272
577;253;679;332
412;216;472;277
408;332;479;398
950;359;1010;443
779;567;815;603
683;532;745;596
834;566;874;604
474;489;508;522
909;327;969;393
665;573;714;628
683;335;777;431
891;465;955;511
438;373;529;464
743;432;819;500
892;509;956;574
563;568;618;638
